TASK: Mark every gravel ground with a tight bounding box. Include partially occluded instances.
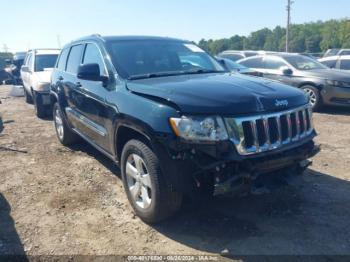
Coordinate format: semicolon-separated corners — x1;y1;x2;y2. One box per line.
0;85;350;260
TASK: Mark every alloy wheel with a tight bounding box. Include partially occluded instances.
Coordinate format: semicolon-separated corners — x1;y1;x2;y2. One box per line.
303;87;317;107
125;153;152;209
54;108;64;140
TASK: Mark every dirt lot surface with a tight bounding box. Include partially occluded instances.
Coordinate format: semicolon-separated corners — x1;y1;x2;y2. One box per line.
0;85;350;259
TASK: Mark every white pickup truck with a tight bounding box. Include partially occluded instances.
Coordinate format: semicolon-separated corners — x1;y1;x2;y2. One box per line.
21;49;60;118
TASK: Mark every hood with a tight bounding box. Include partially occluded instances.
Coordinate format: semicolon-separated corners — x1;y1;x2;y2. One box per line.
32;70;52;83
303;69;350;81
126;73;308;115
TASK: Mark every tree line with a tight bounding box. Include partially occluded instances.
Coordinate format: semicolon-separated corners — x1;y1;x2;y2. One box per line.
198;19;350;55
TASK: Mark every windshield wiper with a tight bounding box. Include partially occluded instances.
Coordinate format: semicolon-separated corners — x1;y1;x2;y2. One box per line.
183;69;227;74
127;71;186;80
127;69;227;80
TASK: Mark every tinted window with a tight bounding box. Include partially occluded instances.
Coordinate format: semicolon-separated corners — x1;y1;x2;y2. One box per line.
34;54;58;71
284;56;327;70
57;48;70;71
106;40;223;79
244;51;259;57
239;57;263;68
339;50;350;56
320;59;336;68
340;59;350;70
66;45;83;74
220;53;244;62
264;57;286;69
83;44;106;75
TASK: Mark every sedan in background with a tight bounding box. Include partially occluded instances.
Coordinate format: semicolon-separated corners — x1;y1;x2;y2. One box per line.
319;55;350;71
217;50;260;62
215;57;263;77
237;53;350;110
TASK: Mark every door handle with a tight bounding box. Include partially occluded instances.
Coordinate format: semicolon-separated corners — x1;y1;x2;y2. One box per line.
58;76;63;81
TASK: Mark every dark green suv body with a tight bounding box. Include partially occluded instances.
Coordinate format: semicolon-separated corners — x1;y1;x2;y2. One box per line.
50;35;318;223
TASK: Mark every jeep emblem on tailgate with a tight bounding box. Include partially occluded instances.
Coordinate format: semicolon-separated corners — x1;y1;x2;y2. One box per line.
275;99;289;107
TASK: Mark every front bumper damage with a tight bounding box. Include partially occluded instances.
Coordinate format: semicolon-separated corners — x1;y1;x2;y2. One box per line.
154;132;319;195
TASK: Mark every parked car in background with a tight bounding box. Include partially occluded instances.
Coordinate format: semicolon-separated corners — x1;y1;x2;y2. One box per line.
323;49;350;58
319;55;350;71
4;52;27;85
237;53;350;110
217;50;260;61
21;49;60;117
0;69;12;85
215;56;263;77
50;35;318;223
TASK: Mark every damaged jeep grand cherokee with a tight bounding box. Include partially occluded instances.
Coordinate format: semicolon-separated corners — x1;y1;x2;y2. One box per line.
50;35;319;223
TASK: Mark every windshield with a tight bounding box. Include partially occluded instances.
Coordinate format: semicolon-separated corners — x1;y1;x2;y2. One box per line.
34;54;59;71
284;55;328;70
106;40;225;79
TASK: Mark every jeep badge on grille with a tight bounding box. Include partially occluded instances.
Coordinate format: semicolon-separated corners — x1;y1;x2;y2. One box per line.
275;99;289;107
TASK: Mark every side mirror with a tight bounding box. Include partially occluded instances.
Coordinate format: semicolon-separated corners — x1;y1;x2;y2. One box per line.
21;65;29;72
280;66;293;75
77;63;108;83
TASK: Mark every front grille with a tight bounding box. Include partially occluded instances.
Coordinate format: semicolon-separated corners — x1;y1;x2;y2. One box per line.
225;104;314;155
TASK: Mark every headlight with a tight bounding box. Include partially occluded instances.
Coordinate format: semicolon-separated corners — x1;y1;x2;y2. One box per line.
326;80;350;88
169;116;228;142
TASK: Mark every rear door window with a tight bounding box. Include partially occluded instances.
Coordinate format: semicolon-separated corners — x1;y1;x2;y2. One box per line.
264;57;287;69
239;57;263;68
339;50;350;56
66;45;84;74
339;59;350;70
57;48;70;71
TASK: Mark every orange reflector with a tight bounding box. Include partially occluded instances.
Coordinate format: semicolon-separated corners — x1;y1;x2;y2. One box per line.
169;118;180;136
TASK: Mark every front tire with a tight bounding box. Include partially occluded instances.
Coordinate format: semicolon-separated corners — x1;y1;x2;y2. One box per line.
24;88;33;104
121;139;182;223
33;91;48;118
301;85;322;111
53;103;80;146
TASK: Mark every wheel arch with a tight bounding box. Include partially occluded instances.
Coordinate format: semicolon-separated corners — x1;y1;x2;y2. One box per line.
298;82;322;91
114;123;153;161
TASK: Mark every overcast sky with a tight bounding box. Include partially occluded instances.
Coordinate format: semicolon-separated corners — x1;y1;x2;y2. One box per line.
1;0;349;52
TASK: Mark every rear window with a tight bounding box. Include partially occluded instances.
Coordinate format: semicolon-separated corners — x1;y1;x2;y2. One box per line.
57;48;70;71
66;45;84;74
34;54;58;71
340;59;350;70
220;53;244;62
239;57;263;68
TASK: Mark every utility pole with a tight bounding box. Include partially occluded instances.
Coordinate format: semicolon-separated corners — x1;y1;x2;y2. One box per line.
2;43;9;53
286;0;294;52
56;35;61;49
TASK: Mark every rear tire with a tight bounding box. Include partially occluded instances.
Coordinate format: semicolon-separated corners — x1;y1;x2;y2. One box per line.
53;103;80;146
121;139;182;223
301;85;322;111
